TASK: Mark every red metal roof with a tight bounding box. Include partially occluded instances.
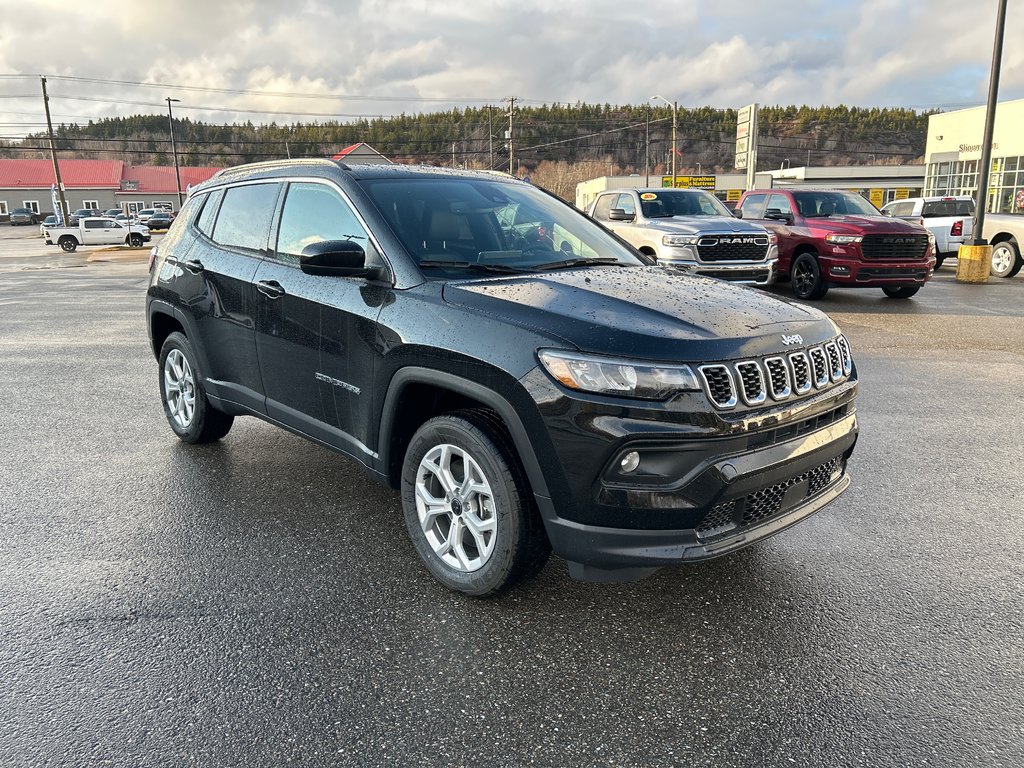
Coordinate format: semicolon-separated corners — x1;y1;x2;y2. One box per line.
331;142;390;161
0;159;123;188
118;165;222;194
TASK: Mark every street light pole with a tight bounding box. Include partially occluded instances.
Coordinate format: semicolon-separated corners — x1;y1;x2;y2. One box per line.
165;97;184;208
651;95;677;185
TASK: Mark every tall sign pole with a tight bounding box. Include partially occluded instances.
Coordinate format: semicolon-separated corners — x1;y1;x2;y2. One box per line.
735;103;759;191
40;77;69;224
505;97;515;176
957;0;1007;284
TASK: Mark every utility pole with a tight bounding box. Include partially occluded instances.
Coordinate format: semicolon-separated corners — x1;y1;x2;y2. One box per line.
452;142;457;168
40;77;69;225
645;104;650;187
285;139;291;159
487;106;494;170
971;0;1008;245
651;95;678;185
505;97;515;176
166;97;184;208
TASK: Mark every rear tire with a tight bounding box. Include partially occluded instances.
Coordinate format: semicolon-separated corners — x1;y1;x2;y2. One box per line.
882;285;921;299
990;239;1022;278
401;412;550;596
158;332;234;443
934;256;945;270
791;253;829;300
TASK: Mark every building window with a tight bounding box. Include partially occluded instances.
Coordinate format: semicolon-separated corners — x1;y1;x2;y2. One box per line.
152;201;173;211
126;201;144;214
0;201;8;216
82;199;99;210
23;201;40;213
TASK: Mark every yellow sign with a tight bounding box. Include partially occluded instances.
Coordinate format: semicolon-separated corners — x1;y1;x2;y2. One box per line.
726;189;743;202
894;188;910;200
661;175;717;190
869;188;885;208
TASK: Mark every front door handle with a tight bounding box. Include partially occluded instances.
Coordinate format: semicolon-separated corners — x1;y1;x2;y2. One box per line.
183;259;204;274
257;280;286;299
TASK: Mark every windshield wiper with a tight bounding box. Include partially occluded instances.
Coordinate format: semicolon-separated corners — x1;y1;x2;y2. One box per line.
532;257;623;271
417;260;528;274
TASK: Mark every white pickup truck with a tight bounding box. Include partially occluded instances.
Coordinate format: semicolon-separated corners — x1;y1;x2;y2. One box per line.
881;196;974;270
983;213;1024;278
44;217;151;252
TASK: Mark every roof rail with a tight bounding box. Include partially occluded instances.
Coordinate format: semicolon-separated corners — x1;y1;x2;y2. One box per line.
211;158;340;179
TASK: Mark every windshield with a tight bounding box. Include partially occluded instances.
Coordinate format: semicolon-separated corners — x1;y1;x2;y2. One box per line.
638;189;732;218
792;191;881;218
360;176;645;275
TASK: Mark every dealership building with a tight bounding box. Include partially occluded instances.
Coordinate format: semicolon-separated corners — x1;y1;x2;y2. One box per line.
923;97;1024;214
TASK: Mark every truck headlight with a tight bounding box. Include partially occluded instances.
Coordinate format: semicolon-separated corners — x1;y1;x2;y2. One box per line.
768;232;778;245
538;350;700;400
662;234;699;247
825;234;863;244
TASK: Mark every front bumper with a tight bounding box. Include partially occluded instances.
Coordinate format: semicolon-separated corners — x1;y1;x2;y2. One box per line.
818;254;935;286
661;258;778;286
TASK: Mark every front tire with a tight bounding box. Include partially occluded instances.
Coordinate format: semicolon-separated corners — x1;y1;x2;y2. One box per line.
791;253;829;300
401;412;550;596
58;237;77;252
991;239;1023;278
934;255;945;270
158;331;233;443
128;233;144;247
882;285;921;299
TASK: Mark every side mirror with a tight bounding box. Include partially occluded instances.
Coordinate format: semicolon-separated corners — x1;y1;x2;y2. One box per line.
764;208;794;224
607;208;635;222
299;239;381;278
733;208;743;218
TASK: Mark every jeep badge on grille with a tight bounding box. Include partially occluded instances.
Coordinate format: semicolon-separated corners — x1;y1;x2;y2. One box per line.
781;334;803;345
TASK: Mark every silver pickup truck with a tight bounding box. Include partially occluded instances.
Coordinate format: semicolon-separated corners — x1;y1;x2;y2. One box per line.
983;213;1024;278
588;188;778;285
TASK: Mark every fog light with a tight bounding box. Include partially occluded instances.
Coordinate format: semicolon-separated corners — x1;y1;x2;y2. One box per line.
620;451;641;473
831;266;850;276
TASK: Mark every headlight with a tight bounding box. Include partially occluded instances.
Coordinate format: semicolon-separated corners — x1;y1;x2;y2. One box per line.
662;234;699;246
927;231;936;246
825;234;863;244
768;232;778;245
538;349;700;400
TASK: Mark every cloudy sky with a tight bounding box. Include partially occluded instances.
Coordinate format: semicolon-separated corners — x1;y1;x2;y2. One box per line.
1;0;1022;134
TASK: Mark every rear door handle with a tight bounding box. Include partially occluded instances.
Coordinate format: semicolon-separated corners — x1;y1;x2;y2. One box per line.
183;259;204;274
257;279;286;299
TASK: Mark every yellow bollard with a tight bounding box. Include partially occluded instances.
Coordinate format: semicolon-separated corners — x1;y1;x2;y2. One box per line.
955;244;991;283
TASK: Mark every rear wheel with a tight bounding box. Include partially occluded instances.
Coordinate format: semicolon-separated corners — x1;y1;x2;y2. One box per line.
158;332;233;443
791;253;829;300
990;239;1023;278
882;285;921;299
401;412;550;596
58;236;77;252
934;255;945;270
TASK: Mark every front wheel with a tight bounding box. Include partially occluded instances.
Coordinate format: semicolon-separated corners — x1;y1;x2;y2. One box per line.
991;239;1023;279
882;285;921;299
158;332;234;443
791;253;829;300
128;233;144;247
934;256;945;270
401;412;550;596
58;237;77;252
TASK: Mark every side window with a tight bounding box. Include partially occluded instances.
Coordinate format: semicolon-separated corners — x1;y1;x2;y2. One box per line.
195;189;222;236
739;193;768;219
84;220;106;229
766;194;793;216
211;183;281;251
592;194;615;221
275;182;371;265
615;193;636;216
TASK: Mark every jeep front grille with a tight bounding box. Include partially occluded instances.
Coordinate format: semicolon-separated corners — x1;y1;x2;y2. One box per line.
694;336;852;410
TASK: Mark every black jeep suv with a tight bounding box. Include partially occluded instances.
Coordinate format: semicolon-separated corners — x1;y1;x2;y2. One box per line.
146;160;859;596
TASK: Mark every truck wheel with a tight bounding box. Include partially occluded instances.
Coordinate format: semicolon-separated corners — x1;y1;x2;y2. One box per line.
158;332;234;443
58;236;77;252
882;285;920;299
791;253;829;300
991;239;1022;279
128;234;144;247
934;256;945;270
401;412;550;596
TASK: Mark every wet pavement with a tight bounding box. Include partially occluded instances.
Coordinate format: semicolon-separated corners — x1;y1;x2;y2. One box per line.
1;256;1022;767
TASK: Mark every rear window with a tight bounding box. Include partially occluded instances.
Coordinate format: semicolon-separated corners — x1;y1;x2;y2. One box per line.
922;199;974;218
211;184;281;251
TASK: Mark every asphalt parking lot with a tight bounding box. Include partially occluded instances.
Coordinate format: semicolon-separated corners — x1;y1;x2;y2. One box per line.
1;226;1022;767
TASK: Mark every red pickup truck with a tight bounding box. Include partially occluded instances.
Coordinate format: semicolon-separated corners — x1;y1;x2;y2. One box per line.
735;189;936;299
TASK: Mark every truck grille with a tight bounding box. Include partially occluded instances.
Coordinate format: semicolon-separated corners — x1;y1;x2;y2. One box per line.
696;235;770;262
860;233;929;260
696;336;852;411
696;455;846;540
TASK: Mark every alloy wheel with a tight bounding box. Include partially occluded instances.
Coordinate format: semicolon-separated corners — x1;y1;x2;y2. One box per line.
163;348;196;429
992;244;1014;276
415;443;497;572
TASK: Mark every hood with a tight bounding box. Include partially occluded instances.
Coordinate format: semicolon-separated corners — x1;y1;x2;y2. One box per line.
810;215;927;235
442;266;837;362
645;215;767;236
